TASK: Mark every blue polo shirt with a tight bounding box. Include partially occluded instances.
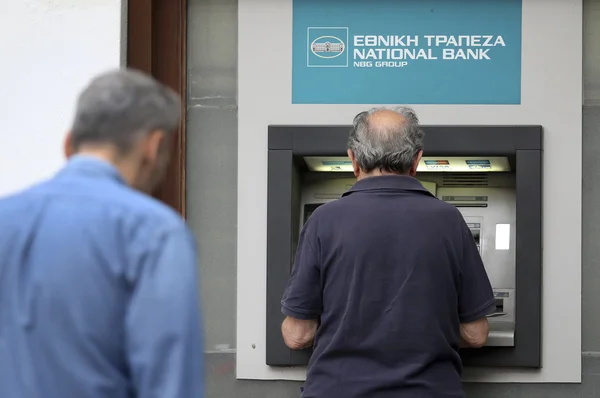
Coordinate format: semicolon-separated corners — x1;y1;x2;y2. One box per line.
282;175;495;398
0;156;204;398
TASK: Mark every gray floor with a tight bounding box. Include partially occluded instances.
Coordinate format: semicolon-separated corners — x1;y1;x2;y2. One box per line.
205;353;600;397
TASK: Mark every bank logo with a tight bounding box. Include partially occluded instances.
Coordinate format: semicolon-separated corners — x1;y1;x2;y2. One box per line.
307;27;349;68
311;38;345;58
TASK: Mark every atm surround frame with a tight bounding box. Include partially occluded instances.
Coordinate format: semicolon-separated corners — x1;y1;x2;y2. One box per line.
266;125;543;369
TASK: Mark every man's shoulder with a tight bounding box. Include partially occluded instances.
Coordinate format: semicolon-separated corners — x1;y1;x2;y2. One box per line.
89;183;189;240
307;192;464;236
306;200;340;221
0;181;52;216
316;192;461;214
415;193;462;213
115;186;185;229
0;177;186;233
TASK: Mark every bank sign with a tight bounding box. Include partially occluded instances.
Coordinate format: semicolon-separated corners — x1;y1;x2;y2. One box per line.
292;0;522;104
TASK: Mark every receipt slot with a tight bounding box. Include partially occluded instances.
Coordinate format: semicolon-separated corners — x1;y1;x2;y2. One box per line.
266;125;542;369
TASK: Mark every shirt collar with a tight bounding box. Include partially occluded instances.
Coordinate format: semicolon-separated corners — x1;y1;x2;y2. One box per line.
342;175;435;198
57;155;127;185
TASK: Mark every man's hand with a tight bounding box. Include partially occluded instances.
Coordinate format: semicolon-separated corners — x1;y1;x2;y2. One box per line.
281;317;318;350
459;317;490;348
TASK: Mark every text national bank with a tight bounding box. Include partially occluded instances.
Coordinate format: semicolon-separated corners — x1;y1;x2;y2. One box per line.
353;35;507;68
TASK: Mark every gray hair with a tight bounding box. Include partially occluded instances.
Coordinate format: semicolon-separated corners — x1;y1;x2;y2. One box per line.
347;107;424;174
70;68;181;152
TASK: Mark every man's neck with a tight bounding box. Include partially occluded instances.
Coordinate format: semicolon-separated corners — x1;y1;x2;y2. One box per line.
73;149;137;187
357;170;410;181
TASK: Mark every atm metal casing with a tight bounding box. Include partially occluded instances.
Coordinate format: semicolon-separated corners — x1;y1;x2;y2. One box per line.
266;125;542;369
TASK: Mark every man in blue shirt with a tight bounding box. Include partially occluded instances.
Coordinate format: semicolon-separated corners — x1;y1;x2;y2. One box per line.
0;69;204;398
281;107;495;397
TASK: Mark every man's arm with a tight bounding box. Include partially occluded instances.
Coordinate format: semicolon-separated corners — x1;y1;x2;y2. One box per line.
282;317;318;350
281;222;322;350
457;220;495;348
459;318;490;348
125;225;204;397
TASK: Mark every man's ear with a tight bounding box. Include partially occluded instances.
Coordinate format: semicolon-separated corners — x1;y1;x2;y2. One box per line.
347;149;360;177
143;130;167;163
409;150;423;176
64;132;75;158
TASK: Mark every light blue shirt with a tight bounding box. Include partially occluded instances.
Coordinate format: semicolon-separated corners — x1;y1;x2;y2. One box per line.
0;156;204;398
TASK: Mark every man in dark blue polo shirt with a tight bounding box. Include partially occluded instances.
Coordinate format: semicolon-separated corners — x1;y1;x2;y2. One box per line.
281;107;495;397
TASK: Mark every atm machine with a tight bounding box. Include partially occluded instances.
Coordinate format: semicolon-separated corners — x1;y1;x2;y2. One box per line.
266;125;542;369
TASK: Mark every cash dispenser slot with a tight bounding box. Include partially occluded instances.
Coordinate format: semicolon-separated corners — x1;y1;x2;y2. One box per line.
494;298;505;313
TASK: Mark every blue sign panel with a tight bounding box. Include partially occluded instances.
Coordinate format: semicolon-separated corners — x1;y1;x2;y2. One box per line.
292;0;522;104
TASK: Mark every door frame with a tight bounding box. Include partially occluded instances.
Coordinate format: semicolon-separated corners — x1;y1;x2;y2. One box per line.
127;0;188;216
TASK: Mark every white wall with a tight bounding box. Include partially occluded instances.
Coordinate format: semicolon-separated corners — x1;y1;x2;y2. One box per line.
0;0;124;197
237;0;583;383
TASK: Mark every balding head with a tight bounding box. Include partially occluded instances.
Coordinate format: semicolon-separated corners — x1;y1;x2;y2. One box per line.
347;107;424;176
368;108;414;130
